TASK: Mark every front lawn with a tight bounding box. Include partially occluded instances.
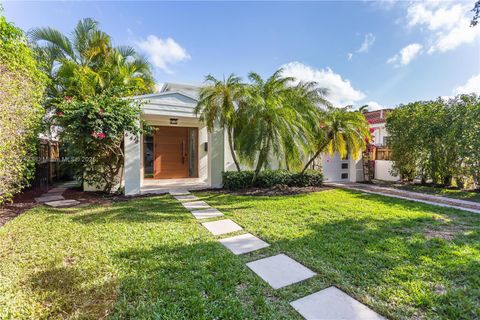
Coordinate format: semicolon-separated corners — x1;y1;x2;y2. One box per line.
396;184;480;203
1;189;479;319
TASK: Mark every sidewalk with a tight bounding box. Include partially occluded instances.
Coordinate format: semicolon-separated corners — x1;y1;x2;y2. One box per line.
326;182;480;214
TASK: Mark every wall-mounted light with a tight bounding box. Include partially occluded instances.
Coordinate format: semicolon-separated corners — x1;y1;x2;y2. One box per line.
170;118;178;125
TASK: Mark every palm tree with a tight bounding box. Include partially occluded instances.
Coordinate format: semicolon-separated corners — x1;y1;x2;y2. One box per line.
29;18;154;99
194;74;246;171
301;106;370;174
236;70;323;180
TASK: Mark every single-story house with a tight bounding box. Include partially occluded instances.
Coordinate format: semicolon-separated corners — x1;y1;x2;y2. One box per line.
122;83;374;196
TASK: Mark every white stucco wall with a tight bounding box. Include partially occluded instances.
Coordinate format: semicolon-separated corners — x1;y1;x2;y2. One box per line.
320;153;358;182
374;160;399;181
370;122;389;146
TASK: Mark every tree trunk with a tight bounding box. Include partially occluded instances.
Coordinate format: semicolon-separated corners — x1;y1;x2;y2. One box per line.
227;128;241;172
253;138;270;182
301;149;322;174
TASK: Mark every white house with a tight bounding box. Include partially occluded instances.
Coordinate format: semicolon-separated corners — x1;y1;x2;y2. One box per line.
122;83;379;195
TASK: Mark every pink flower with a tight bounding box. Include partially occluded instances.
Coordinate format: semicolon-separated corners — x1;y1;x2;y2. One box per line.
65;96;73;102
57;111;64;116
97;132;106;139
369;128;375;133
91;132;98;138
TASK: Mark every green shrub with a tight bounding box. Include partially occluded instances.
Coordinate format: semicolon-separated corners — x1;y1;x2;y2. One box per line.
223;170;323;190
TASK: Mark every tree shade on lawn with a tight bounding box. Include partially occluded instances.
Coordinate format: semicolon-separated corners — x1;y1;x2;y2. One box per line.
1;190;479;319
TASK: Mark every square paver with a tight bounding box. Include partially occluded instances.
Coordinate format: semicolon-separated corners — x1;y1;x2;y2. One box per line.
290;286;385;320
169;189;191;196
44;199;80;208
191;208;224;220
246;254;316;289
182;201;210;210
201;219;243;235
174;194;199;202
219;233;270;255
35;194;65;203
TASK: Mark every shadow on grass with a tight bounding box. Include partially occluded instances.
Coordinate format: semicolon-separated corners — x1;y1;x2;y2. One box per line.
62;195;194;224
28;264;118;319
108;241;294;320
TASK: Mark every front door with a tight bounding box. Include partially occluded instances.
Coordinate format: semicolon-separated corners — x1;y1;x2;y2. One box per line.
154;126;189;179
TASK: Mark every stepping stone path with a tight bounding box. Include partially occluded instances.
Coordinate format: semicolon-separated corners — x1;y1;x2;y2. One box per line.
290;286;385;320
169;189;385;319
35;181;81;208
191;208;224;220
45;199;81;208
35;194;65;203
246;254;316;289
219;233;270;255
201;219;243;236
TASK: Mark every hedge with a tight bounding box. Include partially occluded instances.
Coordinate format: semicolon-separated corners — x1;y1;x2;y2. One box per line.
222;170;323;190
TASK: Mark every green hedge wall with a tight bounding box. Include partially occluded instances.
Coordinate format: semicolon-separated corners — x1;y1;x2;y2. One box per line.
222;170;323;190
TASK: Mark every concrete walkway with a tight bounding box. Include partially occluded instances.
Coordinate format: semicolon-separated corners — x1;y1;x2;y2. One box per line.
327;182;480;214
170;189;385;319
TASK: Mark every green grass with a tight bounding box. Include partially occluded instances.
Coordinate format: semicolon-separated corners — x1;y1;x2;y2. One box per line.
1;190;479;319
396;184;480;203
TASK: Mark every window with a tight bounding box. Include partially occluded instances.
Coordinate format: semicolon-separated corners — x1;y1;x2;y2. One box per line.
341;163;348;169
383;136;391;146
341;173;349;179
143;135;154;178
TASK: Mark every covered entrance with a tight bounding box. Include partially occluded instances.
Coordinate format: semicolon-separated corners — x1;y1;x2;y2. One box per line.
144;126;198;179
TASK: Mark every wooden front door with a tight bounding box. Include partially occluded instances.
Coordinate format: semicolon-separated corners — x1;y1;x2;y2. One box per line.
154;126;189;179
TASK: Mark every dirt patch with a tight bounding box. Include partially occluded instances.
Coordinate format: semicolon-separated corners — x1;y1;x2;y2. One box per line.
0;187;46;227
423;223;472;240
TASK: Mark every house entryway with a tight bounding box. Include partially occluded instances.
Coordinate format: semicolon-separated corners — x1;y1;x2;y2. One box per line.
144;126;198;180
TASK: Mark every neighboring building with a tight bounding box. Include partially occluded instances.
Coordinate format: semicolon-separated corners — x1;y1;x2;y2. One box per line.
121;83;396;195
362;109;399;182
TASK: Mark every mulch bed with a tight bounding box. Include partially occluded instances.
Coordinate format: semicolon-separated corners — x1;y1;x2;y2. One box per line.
0;187;45;227
203;185;331;196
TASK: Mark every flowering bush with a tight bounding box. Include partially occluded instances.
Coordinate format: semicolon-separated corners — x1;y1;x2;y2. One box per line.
56;91;146;193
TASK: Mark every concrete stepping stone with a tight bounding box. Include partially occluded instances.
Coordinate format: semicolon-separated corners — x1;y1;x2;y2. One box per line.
201;219;243;236
45;199;80;208
191;208;224;220
174;194;199;202
169;189;191;196
182;201;210;210
219;233;270;255
246;254;316;289
48;187;67;193
290;286;385;320
35;194;65;203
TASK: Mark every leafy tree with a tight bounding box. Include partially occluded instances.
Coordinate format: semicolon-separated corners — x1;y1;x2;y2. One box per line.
235;70;323;180
195;74;246;172
386;95;480;188
0;12;47;204
29;18;154;100
55;91;145;193
472;0;480;27
301;106;370;174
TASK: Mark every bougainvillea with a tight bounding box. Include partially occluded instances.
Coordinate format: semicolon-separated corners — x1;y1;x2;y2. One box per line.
0;13;47;204
56;90;146;193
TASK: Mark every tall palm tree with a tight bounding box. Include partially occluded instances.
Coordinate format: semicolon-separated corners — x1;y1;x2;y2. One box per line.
301;106;370;174
236;70;323;180
29;18;154;99
194;74;246;171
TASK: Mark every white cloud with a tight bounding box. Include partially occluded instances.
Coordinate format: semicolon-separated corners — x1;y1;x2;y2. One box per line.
347;53;353;61
136;35;190;73
406;2;480;53
387;43;422;66
357;33;376;53
363;101;384;111
454;74;480;95
280;61;366;106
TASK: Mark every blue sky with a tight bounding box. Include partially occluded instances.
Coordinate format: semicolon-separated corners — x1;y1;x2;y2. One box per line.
3;1;480;109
